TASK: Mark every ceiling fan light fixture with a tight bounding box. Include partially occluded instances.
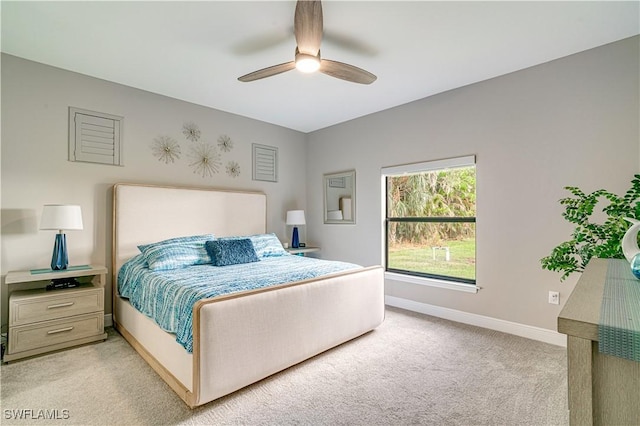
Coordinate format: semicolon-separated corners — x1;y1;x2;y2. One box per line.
295;52;321;73
238;1;376;84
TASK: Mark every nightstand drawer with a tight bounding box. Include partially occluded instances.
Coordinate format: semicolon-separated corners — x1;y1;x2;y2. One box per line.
10;287;103;326
8;312;104;354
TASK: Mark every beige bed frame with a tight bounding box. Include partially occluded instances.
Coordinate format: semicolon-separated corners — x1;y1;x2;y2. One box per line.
112;183;385;407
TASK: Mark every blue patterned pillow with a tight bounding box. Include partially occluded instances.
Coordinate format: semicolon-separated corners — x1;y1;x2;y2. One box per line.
213;233;287;258
138;234;214;271
137;234;214;252
247;233;287;258
205;239;259;267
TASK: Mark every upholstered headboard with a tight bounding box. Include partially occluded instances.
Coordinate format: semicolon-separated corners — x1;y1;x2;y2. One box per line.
112;183;267;281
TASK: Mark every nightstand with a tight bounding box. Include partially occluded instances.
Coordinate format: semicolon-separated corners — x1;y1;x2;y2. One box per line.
4;265;108;362
285;247;320;256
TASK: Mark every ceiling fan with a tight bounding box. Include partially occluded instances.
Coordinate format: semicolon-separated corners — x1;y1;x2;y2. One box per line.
238;0;376;85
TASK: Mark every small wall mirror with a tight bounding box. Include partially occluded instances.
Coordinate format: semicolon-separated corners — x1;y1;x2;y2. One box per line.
324;170;356;224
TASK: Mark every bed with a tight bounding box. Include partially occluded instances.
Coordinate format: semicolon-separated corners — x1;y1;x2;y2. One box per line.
112;183;385;407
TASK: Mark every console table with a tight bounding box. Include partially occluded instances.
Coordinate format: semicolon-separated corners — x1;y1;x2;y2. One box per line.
558;258;640;425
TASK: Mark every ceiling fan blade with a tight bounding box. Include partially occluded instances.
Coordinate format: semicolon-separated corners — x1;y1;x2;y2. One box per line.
319;59;377;85
294;0;323;55
238;61;296;82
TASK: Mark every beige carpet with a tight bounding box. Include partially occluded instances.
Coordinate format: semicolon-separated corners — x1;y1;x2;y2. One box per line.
0;307;568;425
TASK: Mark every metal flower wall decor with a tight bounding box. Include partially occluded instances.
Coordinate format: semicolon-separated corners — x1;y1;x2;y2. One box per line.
188;142;222;178
151;135;181;164
150;121;241;179
182;122;201;142
226;161;241;178
218;134;233;152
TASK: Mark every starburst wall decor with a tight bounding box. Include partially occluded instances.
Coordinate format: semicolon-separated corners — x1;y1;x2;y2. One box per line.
182;122;201;142
218;134;233;152
150;122;243;180
151;136;181;164
226;161;240;178
188;142;221;178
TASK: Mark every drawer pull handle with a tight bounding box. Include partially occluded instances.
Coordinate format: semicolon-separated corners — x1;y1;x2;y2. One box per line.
47;326;74;335
47;302;74;309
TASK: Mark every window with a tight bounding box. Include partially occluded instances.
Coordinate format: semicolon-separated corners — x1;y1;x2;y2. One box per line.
383;156;476;285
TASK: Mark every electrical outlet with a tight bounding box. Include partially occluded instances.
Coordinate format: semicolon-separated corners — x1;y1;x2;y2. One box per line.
548;291;560;305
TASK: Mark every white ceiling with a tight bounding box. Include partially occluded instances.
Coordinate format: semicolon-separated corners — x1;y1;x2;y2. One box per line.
2;1;639;133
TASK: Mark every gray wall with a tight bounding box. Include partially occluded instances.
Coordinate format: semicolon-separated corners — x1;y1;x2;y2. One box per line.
306;36;640;331
2;36;638;337
1;54;307;325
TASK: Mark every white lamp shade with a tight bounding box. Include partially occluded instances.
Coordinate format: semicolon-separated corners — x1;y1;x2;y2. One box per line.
286;210;306;226
40;205;84;231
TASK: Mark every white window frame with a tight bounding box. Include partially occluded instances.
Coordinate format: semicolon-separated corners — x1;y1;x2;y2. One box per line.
382;155;478;293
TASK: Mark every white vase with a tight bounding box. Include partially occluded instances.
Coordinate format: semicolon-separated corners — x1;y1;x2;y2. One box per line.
621;217;640;263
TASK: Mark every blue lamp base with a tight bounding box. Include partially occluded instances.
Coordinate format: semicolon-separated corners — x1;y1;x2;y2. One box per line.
291;226;300;249
51;233;68;270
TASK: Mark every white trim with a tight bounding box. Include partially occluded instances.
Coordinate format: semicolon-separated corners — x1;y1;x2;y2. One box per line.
104;313;113;328
385;295;567;347
385;271;478;293
382;155;475;176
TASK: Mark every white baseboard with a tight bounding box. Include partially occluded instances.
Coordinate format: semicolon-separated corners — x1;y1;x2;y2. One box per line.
104;313;113;328
385;295;567;347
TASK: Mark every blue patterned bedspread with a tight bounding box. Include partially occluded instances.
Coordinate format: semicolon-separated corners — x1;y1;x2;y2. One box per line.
118;254;360;352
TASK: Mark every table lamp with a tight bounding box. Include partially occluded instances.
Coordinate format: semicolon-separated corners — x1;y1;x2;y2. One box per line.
40;204;84;270
286;210;306;249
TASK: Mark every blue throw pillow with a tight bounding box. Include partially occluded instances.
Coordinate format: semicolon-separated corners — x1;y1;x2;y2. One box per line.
212;233;287;258
206;238;260;267
138;234;214;271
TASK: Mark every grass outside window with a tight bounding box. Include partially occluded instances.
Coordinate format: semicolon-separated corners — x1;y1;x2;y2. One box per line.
387;237;476;281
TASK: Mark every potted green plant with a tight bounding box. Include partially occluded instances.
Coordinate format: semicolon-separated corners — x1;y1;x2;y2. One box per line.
541;174;640;281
